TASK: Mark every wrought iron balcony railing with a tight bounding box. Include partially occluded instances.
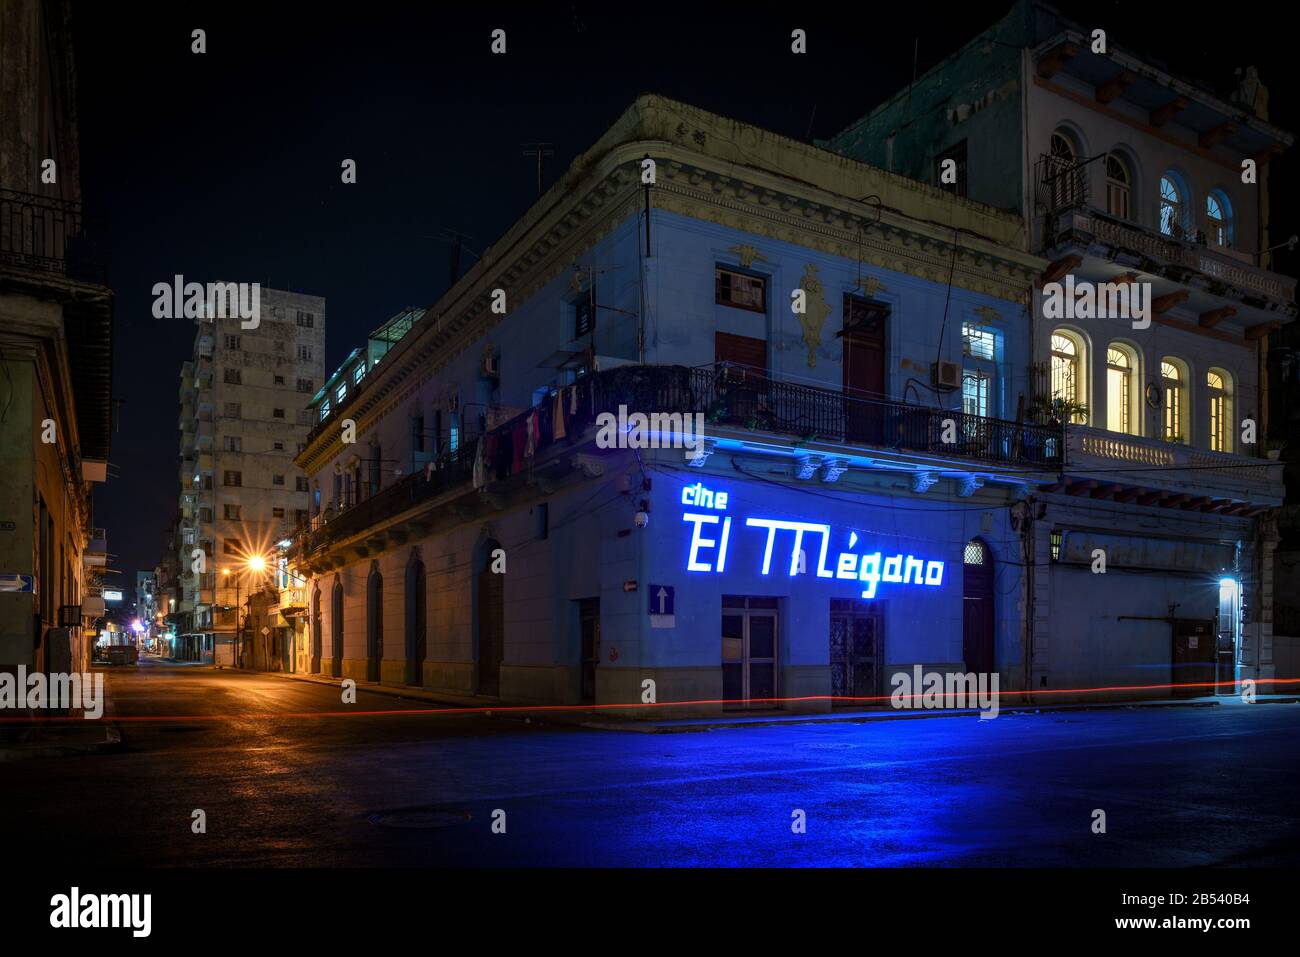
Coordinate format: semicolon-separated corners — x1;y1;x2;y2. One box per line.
0;188;107;283
290;365;1062;560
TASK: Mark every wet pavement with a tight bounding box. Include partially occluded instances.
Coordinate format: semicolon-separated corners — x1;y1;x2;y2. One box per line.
2;659;1297;866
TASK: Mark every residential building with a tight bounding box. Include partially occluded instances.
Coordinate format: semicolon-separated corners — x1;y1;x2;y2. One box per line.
173;287;325;662
0;0;114;677
823;0;1293;694
287;94;1065;711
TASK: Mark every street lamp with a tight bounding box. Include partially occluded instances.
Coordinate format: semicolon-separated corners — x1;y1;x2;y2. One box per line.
221;554;270;669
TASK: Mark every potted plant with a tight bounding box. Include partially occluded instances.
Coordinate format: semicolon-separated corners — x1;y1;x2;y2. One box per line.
1028;396;1089;426
1265;438;1287;461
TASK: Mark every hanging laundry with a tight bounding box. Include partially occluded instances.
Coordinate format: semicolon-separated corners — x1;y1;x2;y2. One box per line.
552;390;567;440
569;385;577;415
524;411;538;458
511;420;525;472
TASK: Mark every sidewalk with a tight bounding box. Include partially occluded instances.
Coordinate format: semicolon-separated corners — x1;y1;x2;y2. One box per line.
0;665;122;762
242;666;1300;733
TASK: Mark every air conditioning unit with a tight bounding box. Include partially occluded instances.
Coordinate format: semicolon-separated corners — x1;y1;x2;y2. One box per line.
931;360;962;390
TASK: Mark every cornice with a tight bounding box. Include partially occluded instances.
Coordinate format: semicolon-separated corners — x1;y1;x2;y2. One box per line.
300;128;1044;472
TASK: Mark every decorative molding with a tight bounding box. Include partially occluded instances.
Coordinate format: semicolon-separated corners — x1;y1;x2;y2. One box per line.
796;263;832;368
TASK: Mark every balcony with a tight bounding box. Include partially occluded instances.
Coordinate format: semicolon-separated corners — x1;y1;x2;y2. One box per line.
292;365;1063;563
0;188;107;284
1056;425;1282;512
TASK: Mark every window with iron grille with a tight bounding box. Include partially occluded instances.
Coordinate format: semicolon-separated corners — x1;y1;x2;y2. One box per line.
223;470;242;487
935;140;968;197
273;408;285;419
273;441;284;451
274;375;285;385
273;474;285;486
224;335;241;350
296;311;315;328
296;378;314;393
224;402;241;418
224;368;241;384
715;267;766;313
223;504;241;520
298;345;313;361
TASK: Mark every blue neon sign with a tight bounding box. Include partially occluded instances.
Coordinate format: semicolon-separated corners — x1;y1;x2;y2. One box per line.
680;482;944;599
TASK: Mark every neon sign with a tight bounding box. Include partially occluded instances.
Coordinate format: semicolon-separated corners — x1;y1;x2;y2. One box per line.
680;482;944;599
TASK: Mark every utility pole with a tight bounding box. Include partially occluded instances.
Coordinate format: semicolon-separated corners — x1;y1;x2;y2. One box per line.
521;142;555;197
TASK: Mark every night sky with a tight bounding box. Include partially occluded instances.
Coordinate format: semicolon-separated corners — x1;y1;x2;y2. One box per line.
69;1;1299;599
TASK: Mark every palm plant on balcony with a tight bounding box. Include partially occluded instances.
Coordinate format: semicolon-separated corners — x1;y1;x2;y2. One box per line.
1028;395;1088;426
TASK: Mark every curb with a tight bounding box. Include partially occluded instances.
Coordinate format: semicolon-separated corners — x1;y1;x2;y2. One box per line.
0;722;122;763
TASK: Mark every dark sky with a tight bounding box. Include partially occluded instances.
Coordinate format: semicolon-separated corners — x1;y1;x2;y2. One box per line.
70;1;1299;598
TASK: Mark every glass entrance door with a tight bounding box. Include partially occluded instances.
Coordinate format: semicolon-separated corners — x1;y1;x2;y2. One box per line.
722;596;778;709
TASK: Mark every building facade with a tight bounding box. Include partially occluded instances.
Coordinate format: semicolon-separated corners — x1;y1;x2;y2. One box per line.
171;288;325;662
824;0;1292;695
286;94;1080;712
0;0;113;678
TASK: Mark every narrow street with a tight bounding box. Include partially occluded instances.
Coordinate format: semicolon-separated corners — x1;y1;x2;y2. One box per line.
3;660;1297;867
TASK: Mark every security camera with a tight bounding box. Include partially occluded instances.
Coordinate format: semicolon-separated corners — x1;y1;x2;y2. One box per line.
634;510;649;529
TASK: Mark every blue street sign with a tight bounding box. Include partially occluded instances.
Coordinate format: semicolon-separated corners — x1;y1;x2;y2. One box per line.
0;574;35;593
648;584;674;617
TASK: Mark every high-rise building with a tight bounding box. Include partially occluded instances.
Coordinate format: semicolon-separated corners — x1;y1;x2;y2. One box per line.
173;288;325;663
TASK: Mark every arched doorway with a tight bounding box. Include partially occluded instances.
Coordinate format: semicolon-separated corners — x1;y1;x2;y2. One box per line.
962;538;995;676
405;553;426;687
366;562;383;683
311;585;322;674
330;578;344;678
476;540;504;696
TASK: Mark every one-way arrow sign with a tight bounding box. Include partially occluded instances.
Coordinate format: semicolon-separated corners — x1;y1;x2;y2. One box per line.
648;584;675;628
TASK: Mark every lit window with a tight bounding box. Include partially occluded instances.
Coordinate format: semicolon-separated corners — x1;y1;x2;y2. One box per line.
1105;153;1130;220
1207;368;1232;452
1105;345;1137;435
319;399;331;421
1162;359;1185;442
353;363;366;385
963;540;986;565
962;370;991;418
336;382;347;404
715;267;766;313
1050;330;1085;420
962;323;995;360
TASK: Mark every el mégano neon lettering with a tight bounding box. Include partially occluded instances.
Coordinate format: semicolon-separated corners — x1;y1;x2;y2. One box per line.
679;484;943;598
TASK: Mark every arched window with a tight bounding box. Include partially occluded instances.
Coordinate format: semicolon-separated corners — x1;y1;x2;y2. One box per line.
1162;358;1188;443
1159;173;1187;238
1207;368;1233;452
1049;130;1081;209
1105;153;1131;220
1206;191;1233;248
1050;330;1086;421
1106;343;1138;435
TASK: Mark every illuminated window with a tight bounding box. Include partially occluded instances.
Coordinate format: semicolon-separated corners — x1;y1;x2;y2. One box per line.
319;398;331;421
963;540;986;565
353;363;366;385
1208;368;1232;452
336;381;347;403
1106;344;1137;435
962;323;995;360
1162;358;1186;442
715;267;766;313
1105;153;1130;220
1050;330;1085;420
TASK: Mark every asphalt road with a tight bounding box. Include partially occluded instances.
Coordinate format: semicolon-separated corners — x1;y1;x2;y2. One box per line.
2;659;1297;866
